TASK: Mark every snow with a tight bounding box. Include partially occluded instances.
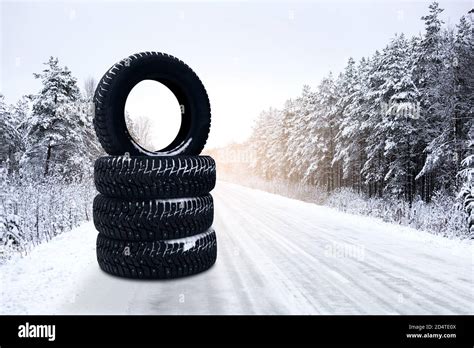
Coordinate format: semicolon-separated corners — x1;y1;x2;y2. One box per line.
165;228;214;252
0;222;97;314
130;136;193;156
162;137;193;156
1;181;472;315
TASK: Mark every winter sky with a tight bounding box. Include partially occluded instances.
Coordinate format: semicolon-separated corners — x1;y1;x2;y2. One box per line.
1;0;471;148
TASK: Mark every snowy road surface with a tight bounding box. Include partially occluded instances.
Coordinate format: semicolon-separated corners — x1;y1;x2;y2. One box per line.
1;181;473;314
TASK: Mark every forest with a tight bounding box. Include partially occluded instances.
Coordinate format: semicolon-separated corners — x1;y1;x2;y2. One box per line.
209;3;474;237
0;57;102;260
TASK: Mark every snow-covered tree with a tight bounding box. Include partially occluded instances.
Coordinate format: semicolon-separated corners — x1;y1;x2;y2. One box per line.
455;14;474;235
413;2;450;201
264;108;288;180
125;112;155;151
458;121;474;236
454;15;474;181
286;85;317;181
0;95;23;174
374;34;421;204
20;57;88;180
250;107;284;180
305;73;338;190
83;76;97;102
361;50;387;197
333;57;363;189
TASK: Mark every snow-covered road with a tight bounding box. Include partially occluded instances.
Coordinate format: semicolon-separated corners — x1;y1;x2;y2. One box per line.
1;181;473;314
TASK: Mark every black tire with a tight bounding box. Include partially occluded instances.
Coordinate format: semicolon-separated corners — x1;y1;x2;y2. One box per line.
93;194;214;241
94;155;216;199
93;52;211;156
96;229;217;279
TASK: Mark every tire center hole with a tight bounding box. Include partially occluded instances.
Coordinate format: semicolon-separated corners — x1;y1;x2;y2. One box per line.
125;80;182;152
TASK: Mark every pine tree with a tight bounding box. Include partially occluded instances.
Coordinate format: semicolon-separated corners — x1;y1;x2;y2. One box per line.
361;50;387;197
305;73;338;190
352;57;371;193
456;14;474;236
287;85;317;181
375;34;421;203
250;108;284;180
266;108;287;180
454;15;474;184
333;57;361;189
413;1;447;201
0;95;20;174
279;99;297;179
459;119;474;236
21;57;84;180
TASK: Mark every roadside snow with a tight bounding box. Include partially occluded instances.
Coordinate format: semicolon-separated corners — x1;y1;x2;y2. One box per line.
0;223;97;314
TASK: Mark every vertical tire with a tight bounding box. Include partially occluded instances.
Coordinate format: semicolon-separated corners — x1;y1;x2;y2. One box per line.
93;52;211;156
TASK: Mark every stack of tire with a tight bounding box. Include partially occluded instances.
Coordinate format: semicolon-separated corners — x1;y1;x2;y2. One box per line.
91;52;217;279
